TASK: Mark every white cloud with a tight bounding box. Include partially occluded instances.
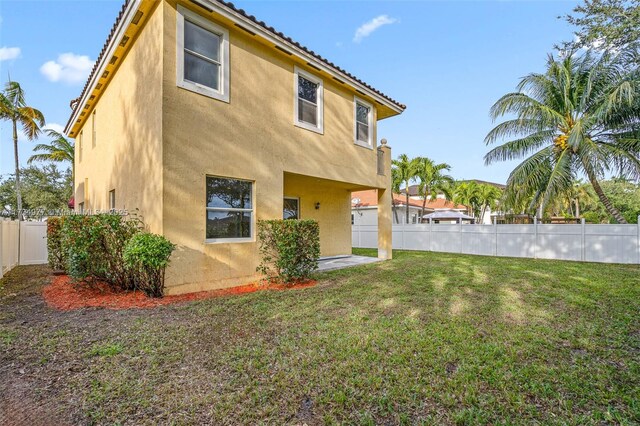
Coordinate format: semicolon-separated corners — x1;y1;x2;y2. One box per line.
44;123;65;134
40;53;94;84
353;15;398;43
0;47;21;61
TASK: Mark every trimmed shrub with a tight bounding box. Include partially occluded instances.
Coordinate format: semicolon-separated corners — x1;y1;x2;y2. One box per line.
123;233;175;297
46;217;66;271
256;219;320;283
61;213;142;289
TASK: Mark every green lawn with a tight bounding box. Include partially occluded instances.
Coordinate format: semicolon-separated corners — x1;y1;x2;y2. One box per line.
1;250;639;425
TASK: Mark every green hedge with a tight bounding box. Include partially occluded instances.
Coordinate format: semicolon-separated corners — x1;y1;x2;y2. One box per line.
46;217;66;271
60;214;142;289
124;233;175;297
256;219;320;283
47;213;175;297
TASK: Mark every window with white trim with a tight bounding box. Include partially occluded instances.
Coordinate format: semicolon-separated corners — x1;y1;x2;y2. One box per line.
354;97;373;148
177;6;229;102
206;176;253;241
294;67;323;133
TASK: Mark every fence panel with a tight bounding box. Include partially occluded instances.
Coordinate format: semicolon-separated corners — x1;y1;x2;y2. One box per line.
1;219;20;277
352;218;640;264
20;221;48;265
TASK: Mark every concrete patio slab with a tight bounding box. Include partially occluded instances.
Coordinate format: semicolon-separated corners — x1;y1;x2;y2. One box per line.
317;255;383;272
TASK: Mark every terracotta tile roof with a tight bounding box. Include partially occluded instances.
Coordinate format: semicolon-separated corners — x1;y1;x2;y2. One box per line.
351;190;466;210
217;0;405;110
65;0;131;132
66;0;405;132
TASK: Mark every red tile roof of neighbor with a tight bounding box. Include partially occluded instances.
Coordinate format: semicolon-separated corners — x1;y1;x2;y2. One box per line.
351;190;466;210
66;0;406;133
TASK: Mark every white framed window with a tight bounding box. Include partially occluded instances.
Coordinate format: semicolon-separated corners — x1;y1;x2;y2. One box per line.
294;66;323;134
354;96;373;148
206;176;253;242
283;197;299;220
177;5;230;102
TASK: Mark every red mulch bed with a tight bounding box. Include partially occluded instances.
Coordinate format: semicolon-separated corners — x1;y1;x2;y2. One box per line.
43;275;317;311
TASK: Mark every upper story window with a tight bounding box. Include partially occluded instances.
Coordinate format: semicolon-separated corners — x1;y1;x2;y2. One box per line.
294;67;323;134
354;97;373;148
176;5;229;102
206;176;253;242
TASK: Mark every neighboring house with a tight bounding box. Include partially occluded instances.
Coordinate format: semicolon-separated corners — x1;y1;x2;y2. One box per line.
65;0;405;294
401;179;505;224
351;190;466;225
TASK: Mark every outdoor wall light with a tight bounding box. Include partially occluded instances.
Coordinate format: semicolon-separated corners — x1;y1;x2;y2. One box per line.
315;202;320;210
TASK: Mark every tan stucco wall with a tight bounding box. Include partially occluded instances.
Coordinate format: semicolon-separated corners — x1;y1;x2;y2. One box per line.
283;174;353;257
73;1;163;233
160;0;391;294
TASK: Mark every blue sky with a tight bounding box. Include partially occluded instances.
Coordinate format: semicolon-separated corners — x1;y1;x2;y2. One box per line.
0;0;578;183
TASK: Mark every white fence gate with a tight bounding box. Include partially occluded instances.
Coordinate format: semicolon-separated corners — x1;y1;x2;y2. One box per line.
0;219;48;278
353;218;640;264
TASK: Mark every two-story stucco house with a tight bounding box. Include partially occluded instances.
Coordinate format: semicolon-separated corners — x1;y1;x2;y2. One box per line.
64;0;405;294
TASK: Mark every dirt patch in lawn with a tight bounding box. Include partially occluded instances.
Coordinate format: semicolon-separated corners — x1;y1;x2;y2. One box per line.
43;275;317;311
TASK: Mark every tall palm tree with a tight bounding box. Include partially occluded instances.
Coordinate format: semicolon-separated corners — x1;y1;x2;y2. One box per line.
390;167;402;224
411;156;454;219
484;51;640;224
28;129;74;183
477;184;503;222
0;81;45;218
454;181;481;217
391;154;416;224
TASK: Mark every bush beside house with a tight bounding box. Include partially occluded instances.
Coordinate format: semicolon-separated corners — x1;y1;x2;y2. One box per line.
47;213;175;297
257;219;320;283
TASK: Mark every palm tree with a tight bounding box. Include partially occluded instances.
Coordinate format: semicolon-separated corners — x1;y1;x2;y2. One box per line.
28;129;74;183
484;51;640;224
391;154;416;224
0;81;45;218
477;184;503;222
453;181;480;217
390;167;402;224
411;157;454;219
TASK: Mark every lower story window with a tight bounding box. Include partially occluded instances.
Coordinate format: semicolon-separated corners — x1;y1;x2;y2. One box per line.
206;176;253;240
283;197;299;220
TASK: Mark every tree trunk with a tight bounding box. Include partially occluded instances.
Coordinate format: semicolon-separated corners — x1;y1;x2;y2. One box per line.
575;199;580;217
405;188;410;224
586;170;627;224
420;186;429;223
12;120;22;220
392;199;399;224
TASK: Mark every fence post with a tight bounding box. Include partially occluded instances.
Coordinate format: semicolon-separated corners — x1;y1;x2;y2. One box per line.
401;216;405;250
637;215;640;265
429;218;433;252
459;218;463;253
581;218;586;262
533;216;538;259
0;219;3;279
493;216;498;256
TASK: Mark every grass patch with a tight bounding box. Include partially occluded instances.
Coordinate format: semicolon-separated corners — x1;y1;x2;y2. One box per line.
87;342;124;358
1;252;639;424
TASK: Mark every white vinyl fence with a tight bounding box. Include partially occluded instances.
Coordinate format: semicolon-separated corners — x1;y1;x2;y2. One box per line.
353;218;640;264
0;219;48;278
